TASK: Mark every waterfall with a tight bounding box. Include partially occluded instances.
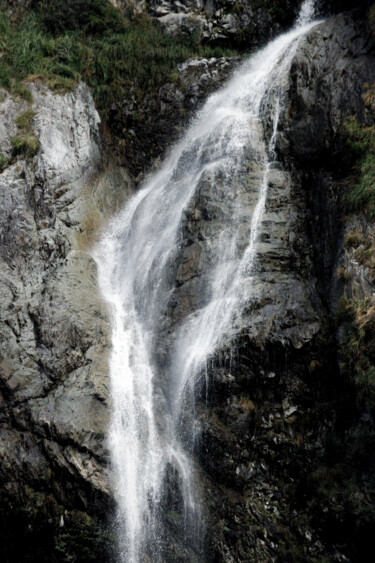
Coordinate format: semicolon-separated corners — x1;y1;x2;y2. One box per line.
94;1;320;561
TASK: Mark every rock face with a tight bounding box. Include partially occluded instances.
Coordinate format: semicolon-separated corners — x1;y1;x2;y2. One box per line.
192;8;375;562
111;0;371;48
146;0;299;46
0;81;132;552
108;55;240;176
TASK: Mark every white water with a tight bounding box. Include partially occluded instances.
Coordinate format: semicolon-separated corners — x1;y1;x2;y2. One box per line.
94;2;320;561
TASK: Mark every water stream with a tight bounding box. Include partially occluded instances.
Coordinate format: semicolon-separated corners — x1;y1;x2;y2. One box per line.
94;2;320;560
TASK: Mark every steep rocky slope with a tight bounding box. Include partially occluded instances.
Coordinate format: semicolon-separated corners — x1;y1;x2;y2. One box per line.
194;8;375;562
0;1;375;562
0;81;133;560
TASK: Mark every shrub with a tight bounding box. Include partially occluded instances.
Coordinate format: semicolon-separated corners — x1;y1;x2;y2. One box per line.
35;0;93;33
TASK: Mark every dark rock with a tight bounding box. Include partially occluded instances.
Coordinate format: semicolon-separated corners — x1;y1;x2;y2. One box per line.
177;9;375;562
108;56;240;176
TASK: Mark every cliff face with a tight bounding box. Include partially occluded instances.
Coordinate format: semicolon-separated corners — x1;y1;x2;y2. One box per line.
0;82;132;559
195;9;375;562
0;1;375;562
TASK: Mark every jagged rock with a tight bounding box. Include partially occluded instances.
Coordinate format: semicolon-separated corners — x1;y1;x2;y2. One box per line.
146;0;299;46
0;82;132;517
184;9;375;562
279;11;375;167
109;56;240;175
158;12;207;36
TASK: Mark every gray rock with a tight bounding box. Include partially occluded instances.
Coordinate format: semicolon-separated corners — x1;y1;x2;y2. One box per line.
147;0;299;47
278;12;375;166
0;82;132;512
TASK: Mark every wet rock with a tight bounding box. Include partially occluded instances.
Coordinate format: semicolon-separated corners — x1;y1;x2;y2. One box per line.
278;11;375;168
178;9;375;562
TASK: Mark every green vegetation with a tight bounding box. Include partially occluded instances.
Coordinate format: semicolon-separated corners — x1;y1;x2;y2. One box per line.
0;152;8;170
311;215;375;550
15;108;36;130
11;134;39;157
343;110;375;220
0;0;237;118
336;296;375;399
55;510;114;562
12;81;34;102
307;292;375;555
344;227;375;277
10;108;39;159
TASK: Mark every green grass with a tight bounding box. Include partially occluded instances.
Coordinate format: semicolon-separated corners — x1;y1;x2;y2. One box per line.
0;152;8;171
11;135;39;158
336;297;375;399
343;115;375;220
10;108;39;159
0;2;238;118
15;109;36;130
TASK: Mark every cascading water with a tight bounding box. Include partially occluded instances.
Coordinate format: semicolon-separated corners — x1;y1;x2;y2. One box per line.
94;1;321;560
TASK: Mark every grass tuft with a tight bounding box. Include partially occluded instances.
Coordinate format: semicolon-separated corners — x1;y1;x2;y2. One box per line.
16;109;36;130
12;82;33;103
238;397;255;412
343;92;375;220
11;135;39;158
0;152;8;171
